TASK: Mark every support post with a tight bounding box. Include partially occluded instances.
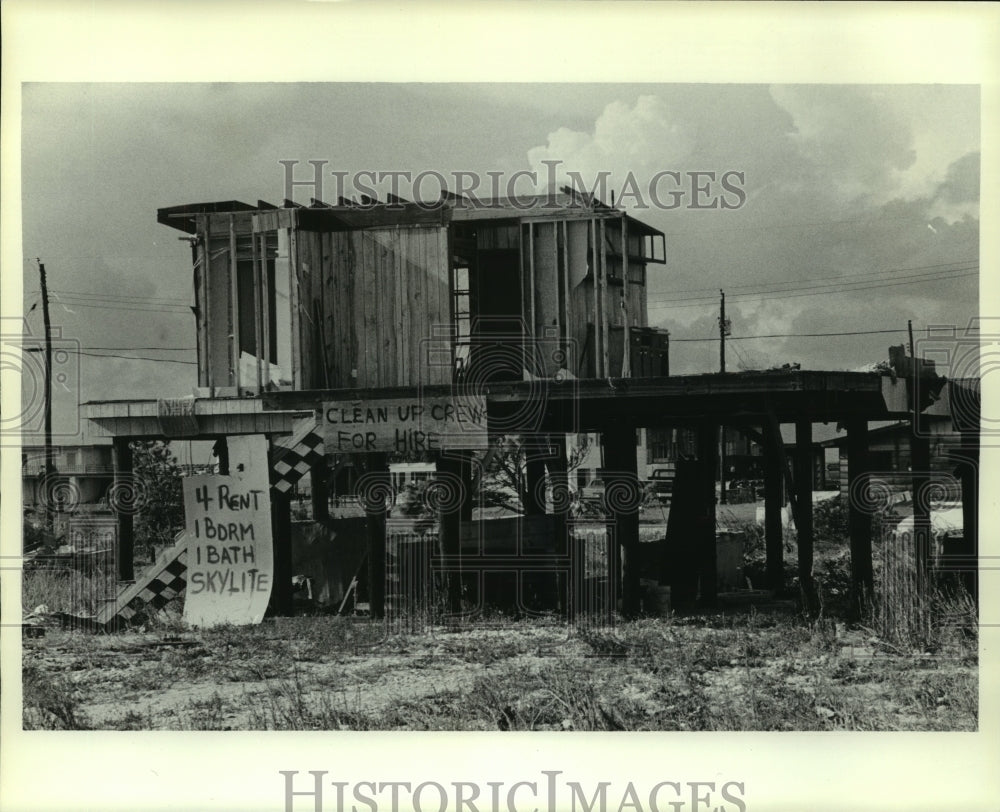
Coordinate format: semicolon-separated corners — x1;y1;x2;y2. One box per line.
311;453;329;526
910;424;931;582
603;423;640;617
545;435;570;615
959;430;979;601
113;439;134;582
846;419;874;616
437;453;466;614
794;420;818;614
763;421;784;593
696;423;718;607
365;453;389;620
523;437;547;517
270;490;293;616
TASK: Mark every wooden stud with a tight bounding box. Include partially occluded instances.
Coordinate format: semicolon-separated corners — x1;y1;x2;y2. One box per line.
621;218;630;377
288;227;301;389
252;228;263;394
261;233;271;390
599;219;610;378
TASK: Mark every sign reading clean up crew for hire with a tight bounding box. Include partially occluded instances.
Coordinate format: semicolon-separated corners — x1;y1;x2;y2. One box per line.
323;396;488;453
182;435;274;627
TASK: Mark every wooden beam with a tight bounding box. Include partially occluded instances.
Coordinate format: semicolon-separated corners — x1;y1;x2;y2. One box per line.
846;418;873;616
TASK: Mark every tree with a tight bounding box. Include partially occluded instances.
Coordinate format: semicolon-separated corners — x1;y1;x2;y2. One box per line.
480;434;592;513
129;440;184;552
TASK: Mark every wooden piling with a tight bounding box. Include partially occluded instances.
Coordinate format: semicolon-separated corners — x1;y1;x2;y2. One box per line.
437;452;466;614
365;453;389;619
846;418;873;615
696;423;718;607
603;423;640;617
113;438;135;582
763;421;784;593
794;420;818;614
270;490;294;616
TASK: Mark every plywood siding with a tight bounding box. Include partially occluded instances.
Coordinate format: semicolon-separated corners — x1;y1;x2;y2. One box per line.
203;228;233;388
306;225;450;389
531;221;561;377
566;219;595;377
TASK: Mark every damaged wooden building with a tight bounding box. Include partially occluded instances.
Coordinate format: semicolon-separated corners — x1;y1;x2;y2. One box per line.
82;190;980;627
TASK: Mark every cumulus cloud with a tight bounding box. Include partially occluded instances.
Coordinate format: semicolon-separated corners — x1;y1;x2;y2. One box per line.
527;95;697;197
527;86;979;373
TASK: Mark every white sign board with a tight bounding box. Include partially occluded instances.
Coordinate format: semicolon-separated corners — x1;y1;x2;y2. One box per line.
323;396;488;453
182;434;273;627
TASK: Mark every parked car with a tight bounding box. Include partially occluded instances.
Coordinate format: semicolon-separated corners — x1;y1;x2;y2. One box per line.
580;477;606;504
646;468;674;502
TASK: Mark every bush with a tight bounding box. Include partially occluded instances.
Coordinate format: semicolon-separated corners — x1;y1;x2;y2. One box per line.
814;494;849;541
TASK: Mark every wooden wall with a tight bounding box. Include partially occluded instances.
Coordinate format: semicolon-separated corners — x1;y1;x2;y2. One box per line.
295;225;452;389
192;209;654;393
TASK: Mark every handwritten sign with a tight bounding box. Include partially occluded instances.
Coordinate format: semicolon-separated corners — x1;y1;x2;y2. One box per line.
182;435;273;627
323;396;488;453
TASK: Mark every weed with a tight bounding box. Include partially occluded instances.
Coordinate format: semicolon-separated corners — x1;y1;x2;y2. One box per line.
22;664;91;730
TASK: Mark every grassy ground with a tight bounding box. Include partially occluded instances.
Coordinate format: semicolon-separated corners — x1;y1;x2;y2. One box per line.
22;605;977;731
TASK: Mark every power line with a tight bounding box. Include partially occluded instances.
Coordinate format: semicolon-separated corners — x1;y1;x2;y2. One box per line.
659;213;959;238
43;300;193;315
653;258;979;299
77;351;197;365
649;268;977;309
648;263;978;305
48;288;190;305
669;327;908;343
77;345;195;351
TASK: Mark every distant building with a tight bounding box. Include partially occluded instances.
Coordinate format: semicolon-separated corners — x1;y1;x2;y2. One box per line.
21;440;114;508
22;439;117;548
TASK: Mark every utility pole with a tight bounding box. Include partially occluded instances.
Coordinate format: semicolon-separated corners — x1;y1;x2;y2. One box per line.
908;319;915;358
38;260;54;533
719;289;727;373
718;289;729;504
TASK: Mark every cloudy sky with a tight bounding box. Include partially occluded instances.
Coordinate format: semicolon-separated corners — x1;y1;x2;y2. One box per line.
18;83;980;439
